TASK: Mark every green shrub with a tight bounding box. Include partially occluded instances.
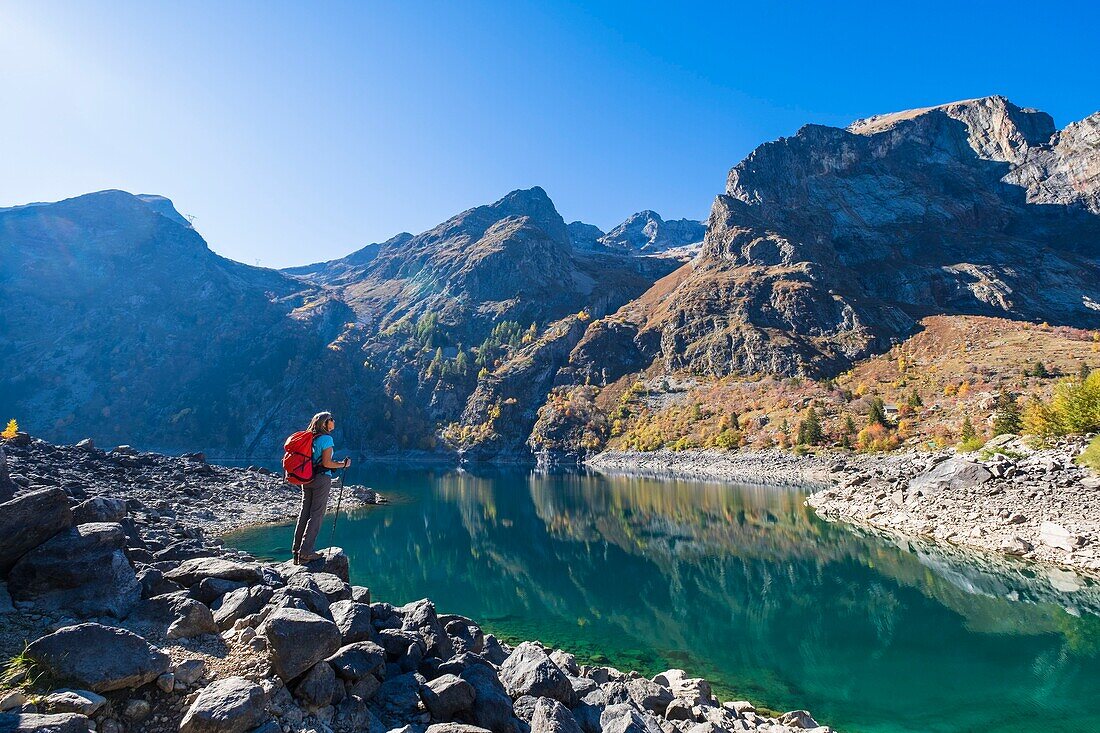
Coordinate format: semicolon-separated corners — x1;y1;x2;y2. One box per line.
1079;435;1100;473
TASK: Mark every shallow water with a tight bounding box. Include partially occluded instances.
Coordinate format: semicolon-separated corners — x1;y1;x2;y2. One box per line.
226;465;1100;733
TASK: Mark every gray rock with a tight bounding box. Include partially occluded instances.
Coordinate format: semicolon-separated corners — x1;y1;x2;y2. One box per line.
293;661;337;708
72;497;127;524
460;662;520;733
0;692;26;713
399;599;455;659
0;487;73;575
600;704;662;733
179;676;267;733
499;642;574;704
122;699;151;722
165;557;263;586
419;674;475;720
174;659;207;686
531;698;584;733
482;634;509;665
513;695;538;723
330;599;377;642
281;573;333;618
128;591;217;639
779;710;819;729
0;583;13;615
8;522;140;617
379;629;427;657
0;712;92;732
549;650;579;676
40;689;106;716
263;607;342;681
287;547;350;582
327;641;386;682
212;585;273;630
424;725;492;733
625;679;673;715
352;585;372;604
26;623;170;692
191;577;246;605
1039;521;1084;551
908;458;992;494
135;567;183;599
368;672;423;729
311;572;352;603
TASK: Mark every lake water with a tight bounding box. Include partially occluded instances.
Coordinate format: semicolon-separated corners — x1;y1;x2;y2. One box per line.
226;465;1100;733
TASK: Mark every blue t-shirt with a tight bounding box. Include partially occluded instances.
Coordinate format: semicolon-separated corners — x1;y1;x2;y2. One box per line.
312;434;336;476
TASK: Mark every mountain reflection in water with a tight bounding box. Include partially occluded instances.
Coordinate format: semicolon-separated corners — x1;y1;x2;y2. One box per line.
228;466;1100;733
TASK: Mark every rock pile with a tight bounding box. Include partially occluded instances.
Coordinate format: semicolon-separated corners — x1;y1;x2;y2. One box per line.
809;435;1100;575
0;435;830;733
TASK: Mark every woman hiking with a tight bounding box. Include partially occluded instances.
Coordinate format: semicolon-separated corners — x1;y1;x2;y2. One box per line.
292;411;351;564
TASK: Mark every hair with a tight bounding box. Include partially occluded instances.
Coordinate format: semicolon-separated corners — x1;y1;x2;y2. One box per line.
308;411;334;435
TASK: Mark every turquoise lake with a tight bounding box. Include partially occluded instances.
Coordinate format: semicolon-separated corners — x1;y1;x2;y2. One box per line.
226;465;1100;733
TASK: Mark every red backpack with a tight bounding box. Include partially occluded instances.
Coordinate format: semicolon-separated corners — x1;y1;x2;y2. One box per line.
283;431;316;486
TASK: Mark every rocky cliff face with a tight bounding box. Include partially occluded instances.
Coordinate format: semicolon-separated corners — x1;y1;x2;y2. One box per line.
566;96;1100;383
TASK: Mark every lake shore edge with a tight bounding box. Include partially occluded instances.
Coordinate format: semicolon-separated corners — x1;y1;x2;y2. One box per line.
586;437;1100;577
0;435;834;733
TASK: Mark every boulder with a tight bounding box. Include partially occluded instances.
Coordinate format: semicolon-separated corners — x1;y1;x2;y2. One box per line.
40;689;106;716
331;600;377;642
531;698;584;733
8;523;140;617
399;599;455;659
651;670;713;706
292;661;337;708
483;634;509;665
368;672;423;728
600;704;662;733
212;585;273;630
0;487;73;575
311;572;352;603
285;546;350;582
352;585;372;604
327;641;386;682
625;679;673;715
460;662;520;733
165;557;263;586
72;497;127;524
26;623;170;692
1039;521;1084;551
191;577;247;605
779;710;820;729
174;659;207;686
379;629;427;657
263;607;342;681
128;591;217;639
425;725;493;733
179;676;267;733
419;674;475;720
499;641;574;704
281;573;333;618
908;458;991;494
0;712;91;732
135;567;183;599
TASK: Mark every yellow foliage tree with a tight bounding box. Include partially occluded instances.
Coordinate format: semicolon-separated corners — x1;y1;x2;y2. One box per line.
1;419;16;439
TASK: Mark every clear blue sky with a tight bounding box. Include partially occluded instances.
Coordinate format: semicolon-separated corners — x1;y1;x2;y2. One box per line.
3;1;1098;268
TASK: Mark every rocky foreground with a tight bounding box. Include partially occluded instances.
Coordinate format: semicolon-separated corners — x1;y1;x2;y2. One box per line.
0;435;830;733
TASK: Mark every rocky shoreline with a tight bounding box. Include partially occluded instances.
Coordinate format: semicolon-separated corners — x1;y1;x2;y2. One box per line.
585;450;832;486
587;437;1100;578
0;435;832;733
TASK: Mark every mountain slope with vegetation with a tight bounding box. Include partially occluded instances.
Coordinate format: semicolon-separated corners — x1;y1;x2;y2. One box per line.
2;97;1098;461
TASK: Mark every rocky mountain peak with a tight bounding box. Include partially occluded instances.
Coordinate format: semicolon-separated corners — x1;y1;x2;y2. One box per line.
135;194;193;228
599;210;705;253
848;95;1056;164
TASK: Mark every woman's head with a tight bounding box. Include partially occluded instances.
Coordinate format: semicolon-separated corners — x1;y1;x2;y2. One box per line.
308;411;335;435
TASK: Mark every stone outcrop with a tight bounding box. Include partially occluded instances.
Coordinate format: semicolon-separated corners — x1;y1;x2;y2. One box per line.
7;522;140;617
25;623;170;692
0;487;72;575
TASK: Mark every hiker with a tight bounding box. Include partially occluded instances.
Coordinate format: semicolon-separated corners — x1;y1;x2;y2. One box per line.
290;411;351;564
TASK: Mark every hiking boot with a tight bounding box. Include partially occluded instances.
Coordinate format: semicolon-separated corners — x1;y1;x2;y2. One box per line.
292;550;300;565
298;551;322;563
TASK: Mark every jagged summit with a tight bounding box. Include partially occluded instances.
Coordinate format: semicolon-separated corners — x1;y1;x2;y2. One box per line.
598;210;705;253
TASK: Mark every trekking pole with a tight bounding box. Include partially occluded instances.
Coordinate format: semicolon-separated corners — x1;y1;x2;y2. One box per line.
329;464;348;544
